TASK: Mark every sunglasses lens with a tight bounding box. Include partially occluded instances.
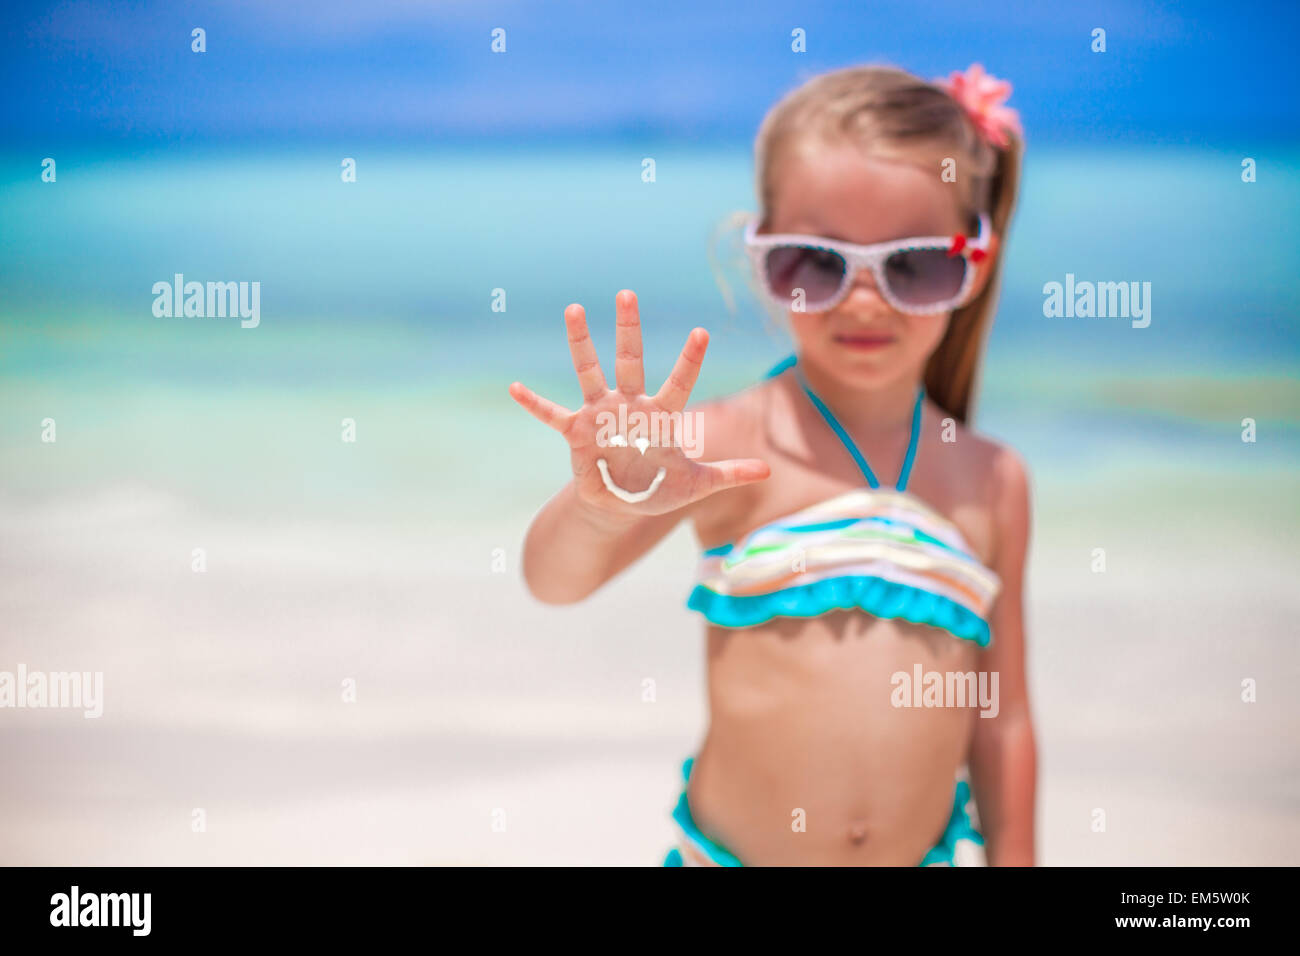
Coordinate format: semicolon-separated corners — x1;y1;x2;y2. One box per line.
883;249;968;309
764;246;846;308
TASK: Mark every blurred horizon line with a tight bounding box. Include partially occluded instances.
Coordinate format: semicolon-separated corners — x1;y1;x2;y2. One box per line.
5;132;1300;156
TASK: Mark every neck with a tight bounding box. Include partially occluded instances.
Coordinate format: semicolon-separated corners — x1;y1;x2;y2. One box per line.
795;358;922;434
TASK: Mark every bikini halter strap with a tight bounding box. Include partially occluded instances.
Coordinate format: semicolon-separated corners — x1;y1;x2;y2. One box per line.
764;354;924;492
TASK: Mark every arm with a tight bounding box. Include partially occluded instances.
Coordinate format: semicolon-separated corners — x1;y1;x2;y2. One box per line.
521;482;686;604
969;447;1037;866
511;290;769;604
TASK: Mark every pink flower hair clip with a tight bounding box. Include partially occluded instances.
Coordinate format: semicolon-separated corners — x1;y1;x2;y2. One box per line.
937;63;1022;149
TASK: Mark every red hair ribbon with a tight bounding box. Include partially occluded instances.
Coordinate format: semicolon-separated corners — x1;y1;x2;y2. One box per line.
936;64;1022;150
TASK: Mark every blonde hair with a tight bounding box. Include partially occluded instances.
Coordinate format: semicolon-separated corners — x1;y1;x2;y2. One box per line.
713;64;1023;424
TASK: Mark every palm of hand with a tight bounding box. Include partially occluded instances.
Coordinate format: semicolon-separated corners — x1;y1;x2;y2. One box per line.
509;290;769;517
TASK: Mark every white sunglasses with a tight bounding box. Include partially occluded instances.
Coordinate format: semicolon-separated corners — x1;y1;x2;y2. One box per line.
743;212;992;314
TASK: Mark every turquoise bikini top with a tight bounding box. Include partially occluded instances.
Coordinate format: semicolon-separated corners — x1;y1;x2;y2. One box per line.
687;355;1001;646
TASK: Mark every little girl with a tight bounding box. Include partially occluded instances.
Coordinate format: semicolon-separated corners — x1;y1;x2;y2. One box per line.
509;64;1035;866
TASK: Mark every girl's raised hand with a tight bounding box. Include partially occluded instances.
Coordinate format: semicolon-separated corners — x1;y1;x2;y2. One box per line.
509;290;770;518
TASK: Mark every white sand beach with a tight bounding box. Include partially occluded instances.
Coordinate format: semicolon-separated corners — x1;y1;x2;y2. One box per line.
2;367;1297;866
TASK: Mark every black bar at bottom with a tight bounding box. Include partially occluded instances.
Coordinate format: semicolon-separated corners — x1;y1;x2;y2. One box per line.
0;865;1275;942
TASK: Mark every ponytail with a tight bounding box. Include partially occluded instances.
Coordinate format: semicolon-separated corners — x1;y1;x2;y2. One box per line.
924;133;1022;425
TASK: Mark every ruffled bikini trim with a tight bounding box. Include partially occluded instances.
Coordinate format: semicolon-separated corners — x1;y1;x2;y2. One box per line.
918;779;985;866
687;573;992;647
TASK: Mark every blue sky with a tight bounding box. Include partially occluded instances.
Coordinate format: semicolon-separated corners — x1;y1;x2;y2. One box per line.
4;0;1297;145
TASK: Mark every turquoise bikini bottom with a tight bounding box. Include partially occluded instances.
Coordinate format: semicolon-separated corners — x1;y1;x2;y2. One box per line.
662;757;985;866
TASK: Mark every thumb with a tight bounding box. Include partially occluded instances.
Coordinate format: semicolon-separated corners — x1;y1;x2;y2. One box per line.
691;458;771;500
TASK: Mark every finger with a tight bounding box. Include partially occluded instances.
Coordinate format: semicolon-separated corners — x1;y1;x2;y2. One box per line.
691;457;771;500
614;289;645;394
509;381;576;437
655;326;708;412
565;304;608;402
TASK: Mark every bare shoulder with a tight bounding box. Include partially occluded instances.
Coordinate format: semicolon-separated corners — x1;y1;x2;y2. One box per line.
930;409;1031;562
937;413;1029;498
954;421;1031;564
682;377;775;535
990;441;1032;513
688;379;770;457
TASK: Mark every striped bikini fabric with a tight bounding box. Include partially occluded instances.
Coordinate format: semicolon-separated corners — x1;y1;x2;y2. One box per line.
687;487;1001;645
685;355;1002;646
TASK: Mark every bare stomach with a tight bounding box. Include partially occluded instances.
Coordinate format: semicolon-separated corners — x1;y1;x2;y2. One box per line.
689;609;979;865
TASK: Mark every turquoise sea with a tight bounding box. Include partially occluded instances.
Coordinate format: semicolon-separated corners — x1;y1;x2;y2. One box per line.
2;144;1298;499
2;144;1299;865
